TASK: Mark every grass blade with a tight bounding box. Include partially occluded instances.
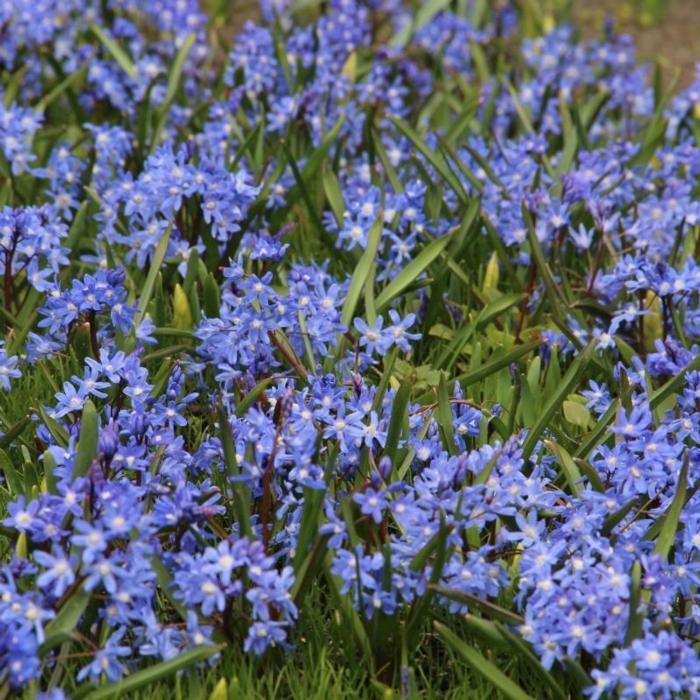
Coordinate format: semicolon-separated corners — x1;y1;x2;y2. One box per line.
89;24;137;79
649;352;700;408
135;222;173;328
453;338;541;388
653;453;688;560
375;231;455;312
521;341;593;459
383;380;411;463
150;34;197;152
340;215;384;329
73;400;99;478
544;439;583;497
389;116;469;205
437;374;456;455
80;646;224;700
432;586;524;626
40;589;90;654
434;621;535;700
0;448;24;496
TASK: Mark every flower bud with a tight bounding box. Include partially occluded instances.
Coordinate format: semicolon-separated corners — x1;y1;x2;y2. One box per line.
378;455;392;481
172;283;193;331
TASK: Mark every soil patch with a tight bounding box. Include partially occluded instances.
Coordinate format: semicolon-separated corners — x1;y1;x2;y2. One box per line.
573;0;700;88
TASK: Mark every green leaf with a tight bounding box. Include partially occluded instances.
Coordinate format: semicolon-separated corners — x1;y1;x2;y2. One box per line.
521;341;594;459
388;116;469;205
625;560;643;643
89;24;137;79
285;116;346;209
36;65;88;113
371;348;398;413
575;399;619;458
649;352;700;409
291;532;329;605
653;454;688;560
431;586;524;626
383;380;411;463
8;287;42;355
40;589;90;654
142;344;192;364
497;625;568;700
163;34;197;109
235;377;275;417
437;374;456;455
150;34;197;152
556;97;579;179
65;201;90;251
437;137;484;194
0;448;23;496
38;405;70;447
522;202;568;325
434;622;534;700
135;222;173;328
79;646;224;700
436;293;524;371
150;556;189;621
217;406;252;538
580;90;610;131
602;496;639;536
544;440;583;497
465;142;508;192
444;94;482;146
461;615;510;649
73;400;99;478
502;77;534;133
0;415;30;449
576;458;605;493
4;65;30;107
409;526;447;573
375;231;455;312
270;329;309;380
203;273;221;317
44;449;59;495
151;327;196;340
453;338;541;389
405;517;449;650
371;127;403;193
292;484;327;568
562;399;591;428
322;169;345;227
340;215;384;329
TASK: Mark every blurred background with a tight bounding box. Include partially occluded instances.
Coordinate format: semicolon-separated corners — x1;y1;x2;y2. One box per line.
221;0;700;87
574;0;700;87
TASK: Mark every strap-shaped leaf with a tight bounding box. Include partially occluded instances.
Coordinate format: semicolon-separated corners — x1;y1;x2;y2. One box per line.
522;341;593;459
135;222;173;328
89;24;137;78
40;589;90;655
389;116;469;205
435;621;535;700
73;400;99;478
340;215;383;329
653;454;689;560
80;646;223;700
544;440;583;497
375;231;455;313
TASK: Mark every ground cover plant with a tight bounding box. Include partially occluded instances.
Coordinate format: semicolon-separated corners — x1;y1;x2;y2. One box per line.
3;0;700;697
